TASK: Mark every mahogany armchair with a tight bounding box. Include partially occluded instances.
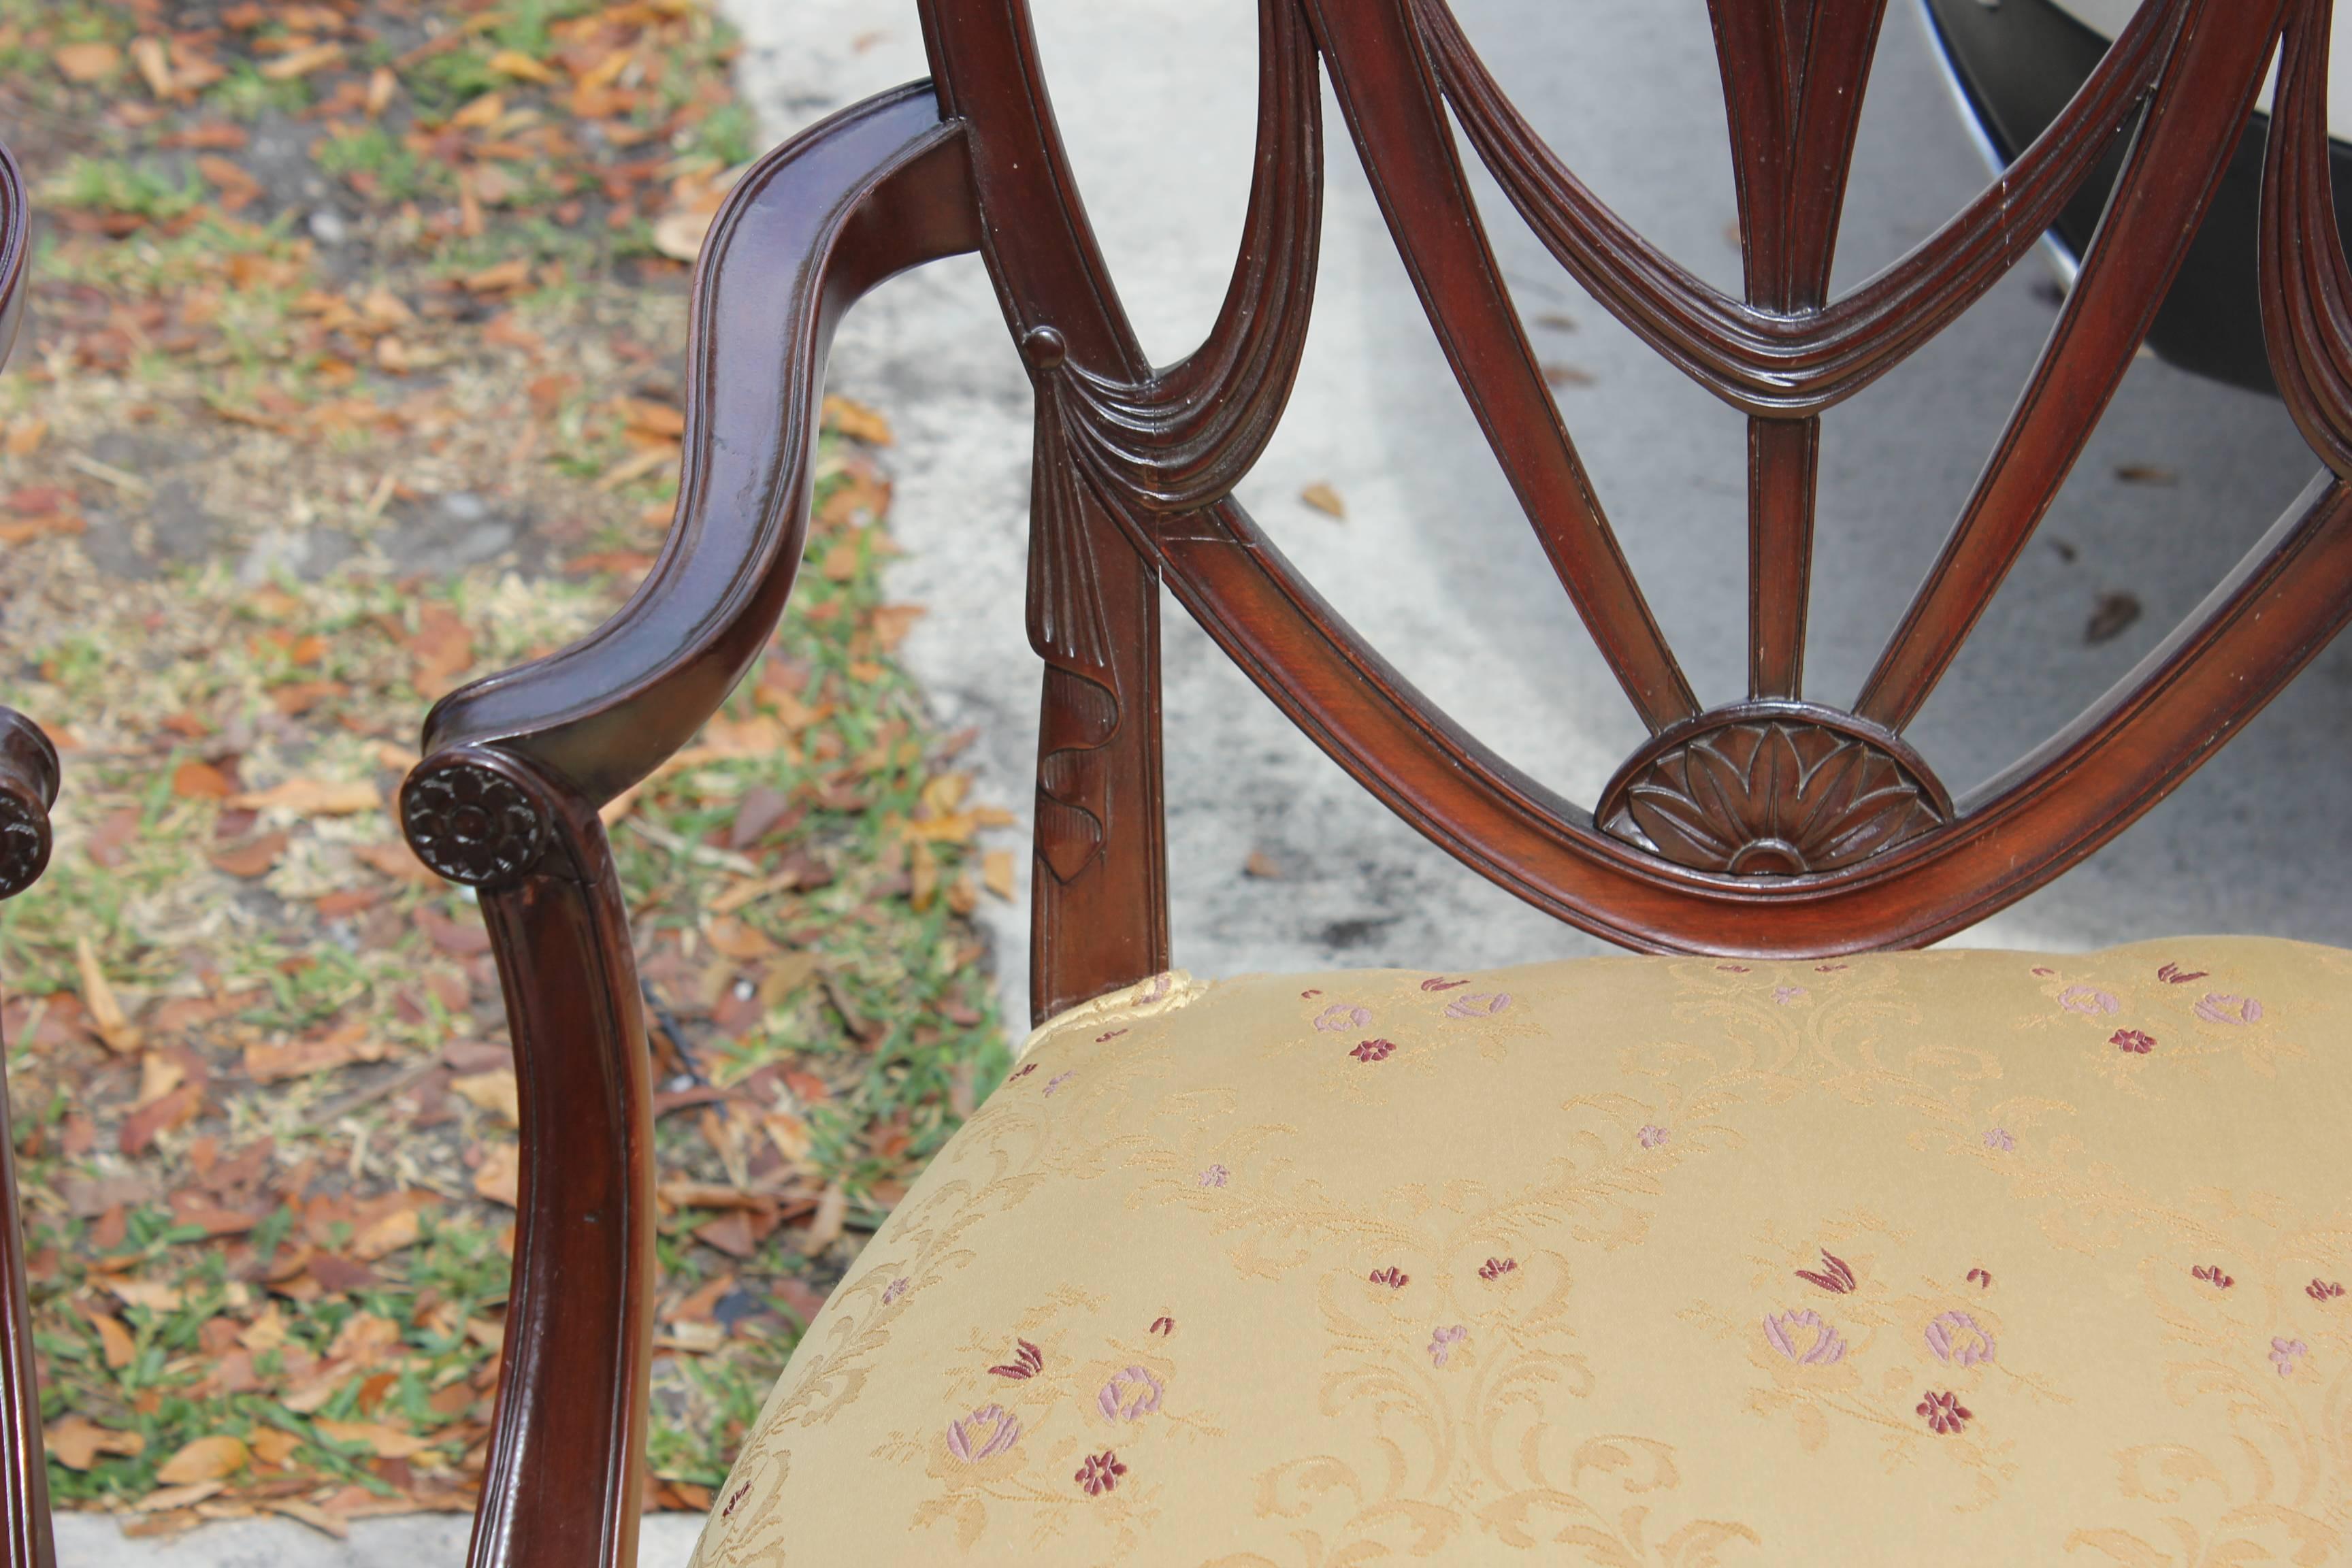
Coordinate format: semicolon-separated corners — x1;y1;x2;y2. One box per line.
13;0;2352;1561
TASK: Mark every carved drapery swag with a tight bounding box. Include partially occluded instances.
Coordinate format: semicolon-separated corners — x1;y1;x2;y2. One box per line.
927;0;2352;979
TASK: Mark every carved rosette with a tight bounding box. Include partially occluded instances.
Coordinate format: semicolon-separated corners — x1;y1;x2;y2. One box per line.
1597;702;1952;876
0;788;48;900
0;706;59;900
402;754;549;889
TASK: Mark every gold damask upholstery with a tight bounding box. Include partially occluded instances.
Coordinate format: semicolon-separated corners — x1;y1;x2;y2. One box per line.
690;941;2352;1565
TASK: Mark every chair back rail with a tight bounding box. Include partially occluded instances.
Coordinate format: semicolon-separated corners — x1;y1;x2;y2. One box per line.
921;0;2352;1015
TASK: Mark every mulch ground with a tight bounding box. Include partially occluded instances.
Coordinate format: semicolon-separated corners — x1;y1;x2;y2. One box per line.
0;0;1013;1536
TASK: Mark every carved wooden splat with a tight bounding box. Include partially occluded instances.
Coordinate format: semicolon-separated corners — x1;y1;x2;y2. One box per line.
1595;702;1953;876
913;0;2352;977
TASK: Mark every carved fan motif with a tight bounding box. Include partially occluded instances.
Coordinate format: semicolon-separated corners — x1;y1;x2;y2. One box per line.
1597;704;1951;876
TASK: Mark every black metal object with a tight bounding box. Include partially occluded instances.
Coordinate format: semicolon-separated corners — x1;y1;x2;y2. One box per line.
1921;0;2352;393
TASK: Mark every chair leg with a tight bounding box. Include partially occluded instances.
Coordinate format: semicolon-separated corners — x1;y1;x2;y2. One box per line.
402;747;653;1568
0;707;59;1568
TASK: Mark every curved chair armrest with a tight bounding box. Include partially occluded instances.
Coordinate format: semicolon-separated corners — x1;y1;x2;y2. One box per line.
420;81;980;803
384;84;982;1568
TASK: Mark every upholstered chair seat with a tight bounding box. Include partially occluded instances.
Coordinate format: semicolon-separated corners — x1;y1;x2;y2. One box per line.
693;939;2352;1567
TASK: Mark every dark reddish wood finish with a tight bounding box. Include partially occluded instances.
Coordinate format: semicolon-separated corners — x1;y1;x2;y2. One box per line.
387;84;983;1568
1;5;2340;1565
0;133;58;1568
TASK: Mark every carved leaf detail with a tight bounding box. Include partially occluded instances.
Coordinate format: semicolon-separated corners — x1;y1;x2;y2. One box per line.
1599;714;1949;875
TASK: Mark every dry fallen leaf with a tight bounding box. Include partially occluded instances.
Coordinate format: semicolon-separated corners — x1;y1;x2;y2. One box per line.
130;36;174;98
313;1420;434;1459
474;1143;521;1207
352;840;439;885
248;1428;301;1466
52;42;122;82
820;395;893;445
86;1308;135;1370
229;778;380;815
135;1480;225;1514
209;830;289;878
244;1025;388;1083
1299;481;1346;519
982;848;1017;901
75;935;140;1054
486;48;559;83
452;1070;521;1126
172;760;235;798
44;1415;145;1471
134;1052;186;1111
350;1206;423;1261
1243;848;1284;879
154;1434;248;1485
111;1279;184;1313
800;1181;849;1256
258;41;343;79
870;603;927;651
650;209;715;263
265;1499;350;1540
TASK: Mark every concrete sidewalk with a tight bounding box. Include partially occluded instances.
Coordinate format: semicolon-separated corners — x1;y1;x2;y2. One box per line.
54;1511;705;1568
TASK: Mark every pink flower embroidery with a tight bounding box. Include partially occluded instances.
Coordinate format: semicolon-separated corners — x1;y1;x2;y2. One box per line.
1094;1028;1127;1043
1197;1164;1230;1188
1814;962;1850;973
1795;1250;1857;1294
945;1405;1022;1464
1428;1324;1467;1366
1419;976;1469;992
1925;1310;1997;1367
2111;1028;2155;1054
721;1484;750;1519
1717;964;1752;973
2194;993;2264;1026
1313;1004;1371;1032
1772;985;1808;1006
987;1339;1044;1379
1637;1124;1669;1148
1350;1038;1395;1062
2157;962;2209;985
1763;1309;1848;1365
1917;1390;1972;1435
1443;992;1512;1020
1478;1256;1517;1281
881;1277;910;1306
1008;1064;1036;1081
2308;1279;2346;1302
1982;1127;2015;1152
2193;1264;2235;1290
1967;1268;1993;1290
2270;1337;2310;1377
2029;966;2056;977
1075;1450;1126;1496
1043;1071;1074;1096
2059;985;2120;1016
1368;1267;1409;1289
1097;1365;1164;1422
1149;1316;1174;1336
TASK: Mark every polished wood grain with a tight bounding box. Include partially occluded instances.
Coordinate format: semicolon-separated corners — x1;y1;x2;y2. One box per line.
0;133;59;1568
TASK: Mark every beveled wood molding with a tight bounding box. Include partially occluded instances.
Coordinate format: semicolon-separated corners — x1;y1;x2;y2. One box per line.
0;131;61;1568
919;0;2352;965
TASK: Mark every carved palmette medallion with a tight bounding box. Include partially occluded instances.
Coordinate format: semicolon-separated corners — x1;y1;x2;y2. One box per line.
1596;702;1952;876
